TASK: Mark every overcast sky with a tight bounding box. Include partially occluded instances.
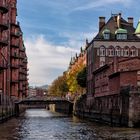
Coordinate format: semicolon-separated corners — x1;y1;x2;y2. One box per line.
17;0;140;86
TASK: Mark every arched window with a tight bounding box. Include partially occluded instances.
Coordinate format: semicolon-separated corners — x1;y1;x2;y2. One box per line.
130;46;137;57
115;46;121;56
99;46;106;56
108;46;114;57
123;46;129;57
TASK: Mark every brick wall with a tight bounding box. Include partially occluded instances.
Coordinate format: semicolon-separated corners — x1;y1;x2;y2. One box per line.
129;90;140;127
120;71;137;87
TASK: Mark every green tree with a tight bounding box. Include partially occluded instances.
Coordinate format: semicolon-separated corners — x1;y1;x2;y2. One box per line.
76;67;86;88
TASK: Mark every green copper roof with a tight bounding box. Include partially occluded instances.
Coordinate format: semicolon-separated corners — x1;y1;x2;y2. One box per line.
115;28;127;34
135;20;140;34
102;29;110;34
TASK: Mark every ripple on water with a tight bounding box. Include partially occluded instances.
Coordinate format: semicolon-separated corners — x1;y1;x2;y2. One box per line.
0;109;140;140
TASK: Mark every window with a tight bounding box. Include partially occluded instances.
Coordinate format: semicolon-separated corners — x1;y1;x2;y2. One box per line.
99;46;106;56
116;34;127;40
108;46;114;57
100;49;105;56
123;47;129;57
115;46;121;56
97;49;100;56
130;46;137;57
100;61;105;67
103;33;110;40
102;29;110;40
115;28;127;40
137;81;140;86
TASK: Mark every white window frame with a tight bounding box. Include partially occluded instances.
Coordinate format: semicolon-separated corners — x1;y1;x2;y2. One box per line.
115;48;121;56
108;48;114;57
103;33;110;40
124;48;129;57
117;33;127;40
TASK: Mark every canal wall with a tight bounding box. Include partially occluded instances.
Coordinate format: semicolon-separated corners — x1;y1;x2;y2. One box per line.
55;102;73;114
0;96;16;123
74;88;140;127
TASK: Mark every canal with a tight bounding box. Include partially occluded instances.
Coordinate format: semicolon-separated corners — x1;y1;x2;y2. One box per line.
0;109;140;140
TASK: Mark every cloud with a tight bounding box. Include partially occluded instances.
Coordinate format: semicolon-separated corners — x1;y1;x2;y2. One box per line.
73;0;132;11
59;30;97;47
25;35;79;86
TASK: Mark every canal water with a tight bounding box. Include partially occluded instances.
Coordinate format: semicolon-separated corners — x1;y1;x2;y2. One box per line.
0;109;140;140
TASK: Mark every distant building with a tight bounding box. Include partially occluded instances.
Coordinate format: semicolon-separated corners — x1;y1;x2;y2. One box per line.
28;87;37;97
28;86;47;99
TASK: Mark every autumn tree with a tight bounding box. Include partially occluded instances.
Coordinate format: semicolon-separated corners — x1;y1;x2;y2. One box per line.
48;74;68;97
66;55;86;95
76;67;86;88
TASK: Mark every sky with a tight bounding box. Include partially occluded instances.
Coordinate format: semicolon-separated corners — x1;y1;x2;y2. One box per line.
17;0;140;86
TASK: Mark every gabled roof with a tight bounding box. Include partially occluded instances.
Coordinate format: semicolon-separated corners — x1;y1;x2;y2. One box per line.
135;20;140;34
94;14;139;41
102;29;110;34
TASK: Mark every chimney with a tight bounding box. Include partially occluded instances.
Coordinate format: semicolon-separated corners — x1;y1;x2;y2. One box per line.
128;17;133;26
99;17;105;31
117;13;121;28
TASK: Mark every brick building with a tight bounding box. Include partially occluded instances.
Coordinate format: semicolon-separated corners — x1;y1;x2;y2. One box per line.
85;13;140;126
0;0;28;119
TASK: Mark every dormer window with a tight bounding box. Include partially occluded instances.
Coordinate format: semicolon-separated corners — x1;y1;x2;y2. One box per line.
102;29;110;40
115;28;127;40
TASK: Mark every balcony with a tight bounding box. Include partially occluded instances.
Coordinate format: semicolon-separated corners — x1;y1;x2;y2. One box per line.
11;64;19;69
23;58;28;63
11;21;20;27
19;54;24;59
0;61;7;69
19;70;27;75
0;19;8;30
19;63;24;67
19;89;23;91
11;30;21;38
11;79;19;84
0;37;8;46
11;41;19;48
19;47;25;52
0;1;8;14
11;53;19;59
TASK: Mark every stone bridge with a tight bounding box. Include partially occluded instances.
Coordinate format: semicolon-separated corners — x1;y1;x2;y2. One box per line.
15;98;73;116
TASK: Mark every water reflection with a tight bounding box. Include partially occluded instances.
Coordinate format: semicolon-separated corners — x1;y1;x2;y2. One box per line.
0;109;140;140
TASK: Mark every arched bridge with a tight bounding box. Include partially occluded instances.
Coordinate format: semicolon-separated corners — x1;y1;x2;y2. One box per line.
14;98;73;116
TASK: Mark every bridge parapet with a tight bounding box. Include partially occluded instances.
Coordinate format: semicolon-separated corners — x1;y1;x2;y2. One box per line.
14;99;73;116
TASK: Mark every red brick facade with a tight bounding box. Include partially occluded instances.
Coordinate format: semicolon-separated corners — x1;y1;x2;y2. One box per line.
84;13;140;126
0;0;28;102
